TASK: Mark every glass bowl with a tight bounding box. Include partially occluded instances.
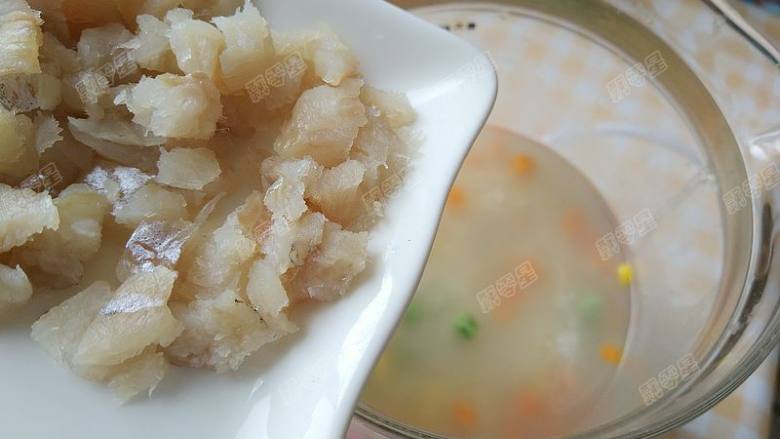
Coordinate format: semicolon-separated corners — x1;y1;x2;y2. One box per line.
348;0;780;438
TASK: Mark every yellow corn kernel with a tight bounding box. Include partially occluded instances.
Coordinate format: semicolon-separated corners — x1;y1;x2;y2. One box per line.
617;262;633;286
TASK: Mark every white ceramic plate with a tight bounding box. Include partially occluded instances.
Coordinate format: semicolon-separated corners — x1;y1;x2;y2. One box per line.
0;1;497;438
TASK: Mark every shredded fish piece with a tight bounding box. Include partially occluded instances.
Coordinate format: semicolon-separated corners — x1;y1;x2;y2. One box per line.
3;1;417;402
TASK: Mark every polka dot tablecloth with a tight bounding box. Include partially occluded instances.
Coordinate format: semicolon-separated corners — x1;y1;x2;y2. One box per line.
347;1;780;438
665;351;778;439
654;2;780;438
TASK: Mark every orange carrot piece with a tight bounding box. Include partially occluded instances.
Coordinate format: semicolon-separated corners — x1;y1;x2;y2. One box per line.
514;391;544;416
452;400;478;428
446;186;465;209
511;153;536;176
563;208;582;232
493;300;514;323
599;343;622;365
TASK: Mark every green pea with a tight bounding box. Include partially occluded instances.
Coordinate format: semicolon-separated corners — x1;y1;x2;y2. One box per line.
577;294;602;321
403;301;420;325
454;313;478;340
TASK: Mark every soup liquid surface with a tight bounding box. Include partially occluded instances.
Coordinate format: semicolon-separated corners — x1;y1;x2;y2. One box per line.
360;125;632;439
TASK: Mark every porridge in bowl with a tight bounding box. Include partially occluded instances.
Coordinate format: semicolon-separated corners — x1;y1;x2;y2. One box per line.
360;126;631;439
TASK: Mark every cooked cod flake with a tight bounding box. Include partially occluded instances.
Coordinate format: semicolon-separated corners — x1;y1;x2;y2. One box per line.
68;116;167;147
167;9;224;79
360;86;417;129
76;23;133;69
212;0;274;94
100;292;167;315
33;112;63;154
264;178;306;223
246;257;294;330
0;0;38;18
187;209;256;289
117;219;193;281
274;78;367;167
310;159;366;226
261;211;326;273
73;266;182;367
289;212;327;266
166;289;288;372
0;264;33;318
0;75;38;112
123;14;178;73
351;111;397;186
84;166;121;202
235;190;269;238
32;73;62;110
39;32;79;77
138;0;183;19
289;222;369;302
119;73;222;139
247;258;285;305
156;147;222;190
68;117;162;171
106;350;167;402
262;157;323;221
84;165;153;204
0;184;59;253
52;184;110;255
12;183;110;286
195;191;226;219
312;25;358;86
113;182;188;228
190;0;244;19
0;5;43;75
0;73;59;113
31;281;114;365
112;166;155;196
32;281;170;401
24;1;67;43
164;7;194;25
119;190;224;282
0;106;34;177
